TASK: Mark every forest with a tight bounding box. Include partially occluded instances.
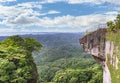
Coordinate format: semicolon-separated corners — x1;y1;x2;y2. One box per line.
0;33;103;83
0;36;42;82
30;33;103;83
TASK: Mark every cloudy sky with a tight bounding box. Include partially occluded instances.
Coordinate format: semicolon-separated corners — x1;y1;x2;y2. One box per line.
0;0;120;34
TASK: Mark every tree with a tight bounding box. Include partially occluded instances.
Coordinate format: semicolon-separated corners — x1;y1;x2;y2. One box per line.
0;35;42;83
24;37;42;52
107;14;120;31
1;35;24;46
0;58;16;82
115;14;120;29
107;21;115;31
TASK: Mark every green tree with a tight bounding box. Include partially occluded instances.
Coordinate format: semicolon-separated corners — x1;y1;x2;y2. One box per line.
115;14;120;29
0;58;16;83
107;14;120;31
53;65;102;83
24;37;42;52
0;35;42;83
107;21;115;31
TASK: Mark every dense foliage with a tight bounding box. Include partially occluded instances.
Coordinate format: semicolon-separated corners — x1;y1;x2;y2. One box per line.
30;33;103;83
37;57;102;83
0;33;103;83
0;35;42;83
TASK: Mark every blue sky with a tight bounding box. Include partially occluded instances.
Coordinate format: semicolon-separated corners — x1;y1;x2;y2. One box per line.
0;0;120;35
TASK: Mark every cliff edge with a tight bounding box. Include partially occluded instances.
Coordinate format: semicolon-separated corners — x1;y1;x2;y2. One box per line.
80;29;120;83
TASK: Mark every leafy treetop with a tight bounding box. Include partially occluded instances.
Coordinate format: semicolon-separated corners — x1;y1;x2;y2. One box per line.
0;35;42;83
107;14;120;31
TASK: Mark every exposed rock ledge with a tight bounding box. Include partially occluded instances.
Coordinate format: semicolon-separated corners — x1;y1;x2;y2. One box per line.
80;29;112;83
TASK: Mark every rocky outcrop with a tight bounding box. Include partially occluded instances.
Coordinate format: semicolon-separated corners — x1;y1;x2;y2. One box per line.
80;29;106;64
80;29;112;83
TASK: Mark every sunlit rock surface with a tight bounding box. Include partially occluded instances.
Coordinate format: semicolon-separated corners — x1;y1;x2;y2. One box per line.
80;28;120;83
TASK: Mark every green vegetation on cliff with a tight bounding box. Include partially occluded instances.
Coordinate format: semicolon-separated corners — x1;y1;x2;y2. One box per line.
106;32;120;83
106;14;120;83
0;35;42;83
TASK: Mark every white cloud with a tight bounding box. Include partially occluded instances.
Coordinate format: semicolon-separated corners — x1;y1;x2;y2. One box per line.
0;2;42;19
47;10;60;14
0;27;16;33
2;14;40;26
17;2;42;9
1;12;116;32
40;0;65;4
104;11;118;15
0;12;116;32
38;10;60;16
36;14;115;28
0;2;60;21
103;0;120;5
0;0;16;2
68;0;101;4
0;1;118;32
114;7;120;11
67;0;120;5
41;0;120;5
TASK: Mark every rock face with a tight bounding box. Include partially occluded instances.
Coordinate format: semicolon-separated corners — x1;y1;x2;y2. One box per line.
80;29;120;83
80;29;106;61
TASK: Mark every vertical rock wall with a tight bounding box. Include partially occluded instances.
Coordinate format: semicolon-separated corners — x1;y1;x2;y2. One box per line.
80;29;112;83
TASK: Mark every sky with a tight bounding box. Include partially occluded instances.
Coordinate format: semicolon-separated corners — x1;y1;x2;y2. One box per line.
0;0;120;35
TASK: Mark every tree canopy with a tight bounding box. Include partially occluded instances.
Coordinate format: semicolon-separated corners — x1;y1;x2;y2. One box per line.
0;35;42;83
107;14;120;31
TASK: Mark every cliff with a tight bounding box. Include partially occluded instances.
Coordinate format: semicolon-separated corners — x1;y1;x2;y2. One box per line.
80;29;120;83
